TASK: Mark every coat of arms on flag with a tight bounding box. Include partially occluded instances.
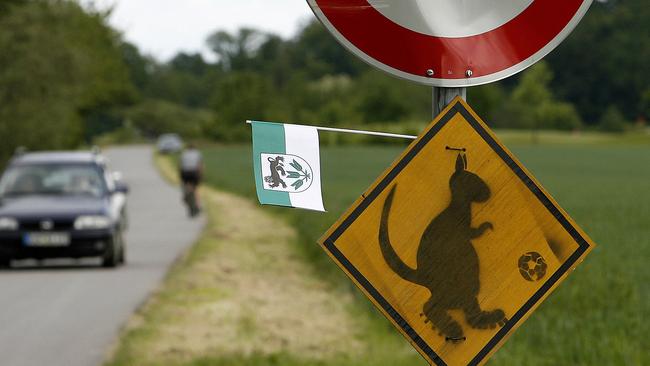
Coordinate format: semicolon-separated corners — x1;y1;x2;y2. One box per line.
250;121;325;212
261;154;313;192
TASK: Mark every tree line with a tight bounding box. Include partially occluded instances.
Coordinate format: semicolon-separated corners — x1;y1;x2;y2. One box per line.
0;0;647;162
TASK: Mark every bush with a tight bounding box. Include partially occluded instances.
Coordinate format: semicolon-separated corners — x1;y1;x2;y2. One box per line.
599;106;628;133
126;99;213;139
93;120;142;146
468;83;507;123
492;102;535;129
491;62;583;131
538;102;583;131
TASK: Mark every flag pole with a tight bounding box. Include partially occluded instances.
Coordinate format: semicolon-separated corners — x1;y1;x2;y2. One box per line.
246;121;417;140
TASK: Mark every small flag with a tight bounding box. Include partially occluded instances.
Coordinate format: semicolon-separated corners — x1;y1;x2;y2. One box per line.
250;121;325;212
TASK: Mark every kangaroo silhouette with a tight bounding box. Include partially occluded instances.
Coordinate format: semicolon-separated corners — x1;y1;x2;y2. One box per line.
379;154;507;341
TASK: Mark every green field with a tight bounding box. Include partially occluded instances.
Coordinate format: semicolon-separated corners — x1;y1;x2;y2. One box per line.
200;133;649;365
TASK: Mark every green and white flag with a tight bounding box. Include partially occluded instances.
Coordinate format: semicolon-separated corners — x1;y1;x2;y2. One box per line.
251;121;325;212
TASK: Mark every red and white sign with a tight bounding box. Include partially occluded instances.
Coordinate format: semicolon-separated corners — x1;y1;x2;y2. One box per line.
307;0;592;87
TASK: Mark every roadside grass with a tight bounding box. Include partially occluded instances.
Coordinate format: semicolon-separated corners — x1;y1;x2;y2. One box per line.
106;155;421;366
198;130;649;365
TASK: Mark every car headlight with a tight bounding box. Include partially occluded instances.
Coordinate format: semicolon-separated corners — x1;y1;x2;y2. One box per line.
0;217;18;230
74;215;111;230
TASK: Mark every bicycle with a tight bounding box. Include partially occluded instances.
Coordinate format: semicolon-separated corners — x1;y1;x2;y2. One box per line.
182;182;200;217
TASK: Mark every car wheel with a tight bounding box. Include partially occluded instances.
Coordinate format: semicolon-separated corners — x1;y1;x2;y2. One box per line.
102;236;120;268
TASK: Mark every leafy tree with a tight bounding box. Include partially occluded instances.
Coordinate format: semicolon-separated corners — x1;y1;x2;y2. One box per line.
207;28;268;71
290;21;365;78
146;66;214;108
208;72;275;141
120;42;154;91
0;0;135;161
639;89;650;121
0;0;25;17
547;0;650;123
599;105;627;132
170;53;210;76
537;102;583;131
493;62;582;131
254;35;293;88
126;99;212;138
353;70;429;123
275;73;361;126
468;84;507;123
512;63;553;108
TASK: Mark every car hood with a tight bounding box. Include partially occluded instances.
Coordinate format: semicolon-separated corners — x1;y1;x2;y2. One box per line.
0;195;107;219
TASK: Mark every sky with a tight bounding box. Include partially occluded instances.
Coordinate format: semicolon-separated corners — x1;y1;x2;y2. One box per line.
83;0;315;61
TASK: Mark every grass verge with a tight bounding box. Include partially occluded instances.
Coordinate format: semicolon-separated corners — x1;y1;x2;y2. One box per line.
106;154;421;366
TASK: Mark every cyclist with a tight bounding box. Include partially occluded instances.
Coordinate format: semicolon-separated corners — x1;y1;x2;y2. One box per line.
179;143;203;216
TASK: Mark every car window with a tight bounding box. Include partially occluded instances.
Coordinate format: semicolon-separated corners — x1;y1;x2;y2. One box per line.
0;164;107;198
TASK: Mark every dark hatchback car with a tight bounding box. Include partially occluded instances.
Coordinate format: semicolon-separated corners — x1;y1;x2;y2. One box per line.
0;151;129;268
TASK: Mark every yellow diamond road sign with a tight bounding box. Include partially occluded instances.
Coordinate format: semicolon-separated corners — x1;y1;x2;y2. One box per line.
319;98;595;366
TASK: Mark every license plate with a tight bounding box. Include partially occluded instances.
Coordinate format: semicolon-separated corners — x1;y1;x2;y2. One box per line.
24;232;70;247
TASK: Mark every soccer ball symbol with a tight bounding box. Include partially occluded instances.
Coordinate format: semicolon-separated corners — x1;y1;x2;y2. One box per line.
518;252;547;282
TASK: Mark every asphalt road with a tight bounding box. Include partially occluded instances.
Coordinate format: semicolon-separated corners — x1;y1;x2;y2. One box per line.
0;146;205;366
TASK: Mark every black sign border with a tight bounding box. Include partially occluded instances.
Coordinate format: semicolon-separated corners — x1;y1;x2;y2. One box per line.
322;101;591;366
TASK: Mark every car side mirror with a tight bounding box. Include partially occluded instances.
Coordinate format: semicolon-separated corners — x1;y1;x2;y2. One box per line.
114;181;129;194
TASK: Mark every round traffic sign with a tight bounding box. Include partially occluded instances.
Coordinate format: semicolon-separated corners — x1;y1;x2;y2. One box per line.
308;0;593;87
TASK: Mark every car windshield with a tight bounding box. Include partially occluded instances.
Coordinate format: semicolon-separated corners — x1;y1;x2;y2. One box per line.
0;164;106;198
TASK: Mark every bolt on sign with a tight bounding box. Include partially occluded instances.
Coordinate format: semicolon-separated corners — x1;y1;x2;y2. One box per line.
318;98;595;366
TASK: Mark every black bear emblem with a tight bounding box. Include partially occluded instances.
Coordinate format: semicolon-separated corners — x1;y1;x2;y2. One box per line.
264;156;287;189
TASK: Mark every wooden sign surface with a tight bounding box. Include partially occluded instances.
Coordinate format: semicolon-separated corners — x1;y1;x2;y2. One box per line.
318;98;595;366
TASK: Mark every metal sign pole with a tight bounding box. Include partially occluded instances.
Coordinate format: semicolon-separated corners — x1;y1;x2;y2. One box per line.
433;87;467;118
